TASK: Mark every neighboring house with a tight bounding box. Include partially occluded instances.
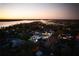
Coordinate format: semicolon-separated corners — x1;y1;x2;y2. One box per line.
7;38;25;47
42;32;52;39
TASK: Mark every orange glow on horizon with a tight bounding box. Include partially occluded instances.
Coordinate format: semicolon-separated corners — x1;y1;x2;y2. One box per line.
0;3;78;19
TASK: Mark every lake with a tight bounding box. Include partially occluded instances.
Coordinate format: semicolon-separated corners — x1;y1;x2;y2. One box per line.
0;20;38;28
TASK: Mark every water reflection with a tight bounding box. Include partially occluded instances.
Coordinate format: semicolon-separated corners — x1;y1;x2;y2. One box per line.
0;20;35;28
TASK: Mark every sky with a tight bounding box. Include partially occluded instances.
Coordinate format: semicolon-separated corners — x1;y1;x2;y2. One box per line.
0;3;79;19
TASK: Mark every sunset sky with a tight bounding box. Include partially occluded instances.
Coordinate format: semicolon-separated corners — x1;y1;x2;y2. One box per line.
0;3;79;19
